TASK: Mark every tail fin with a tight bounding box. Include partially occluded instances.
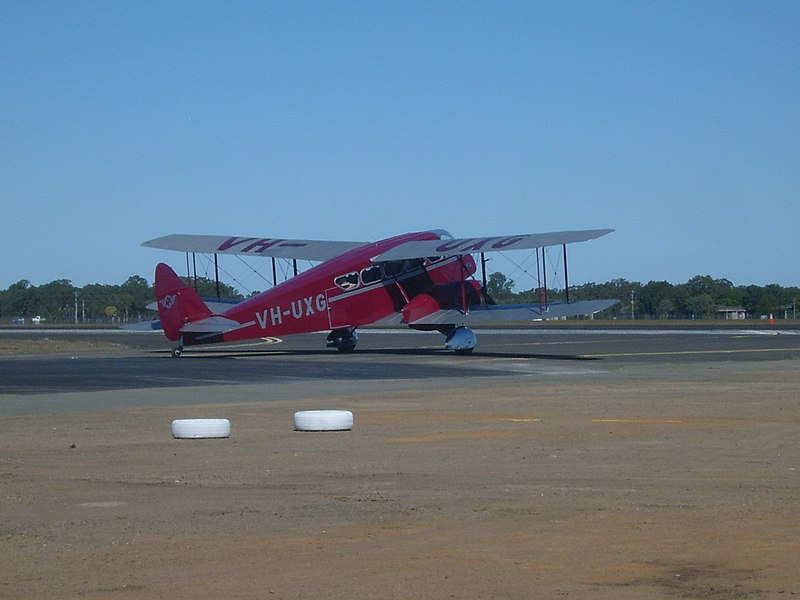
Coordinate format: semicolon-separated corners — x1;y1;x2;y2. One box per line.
154;263;213;341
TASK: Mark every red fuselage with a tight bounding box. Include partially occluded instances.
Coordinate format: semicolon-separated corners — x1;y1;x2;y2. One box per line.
216;231;477;342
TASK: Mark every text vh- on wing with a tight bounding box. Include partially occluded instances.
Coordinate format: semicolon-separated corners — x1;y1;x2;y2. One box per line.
371;229;614;261
142;234;367;262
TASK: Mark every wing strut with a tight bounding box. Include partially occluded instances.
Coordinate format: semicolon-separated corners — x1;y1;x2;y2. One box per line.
192;253;199;292
214;254;221;301
480;253;488;308
535;243;571;309
459;256;469;313
536;248;549;309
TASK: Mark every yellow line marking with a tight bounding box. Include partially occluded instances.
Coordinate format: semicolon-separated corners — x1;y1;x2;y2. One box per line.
390;431;513;443
494;340;599;347
582;347;800;358
176;337;285;357
219;337;283;349
733;334;779;338
592;418;683;424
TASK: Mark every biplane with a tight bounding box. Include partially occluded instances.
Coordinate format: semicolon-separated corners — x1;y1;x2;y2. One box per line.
142;229;619;356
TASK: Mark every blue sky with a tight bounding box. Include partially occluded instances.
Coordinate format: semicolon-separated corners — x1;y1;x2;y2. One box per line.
2;1;798;291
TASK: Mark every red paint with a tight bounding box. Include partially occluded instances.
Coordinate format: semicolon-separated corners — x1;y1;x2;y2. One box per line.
401;293;441;324
154;263;212;341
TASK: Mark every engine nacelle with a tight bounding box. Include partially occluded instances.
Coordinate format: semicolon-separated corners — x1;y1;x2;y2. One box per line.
326;328;358;352
445;326;477;354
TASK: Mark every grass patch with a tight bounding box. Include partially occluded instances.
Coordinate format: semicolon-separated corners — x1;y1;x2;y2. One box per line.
0;338;126;356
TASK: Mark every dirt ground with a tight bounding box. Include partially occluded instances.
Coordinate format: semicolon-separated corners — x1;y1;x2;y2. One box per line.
1;358;799;599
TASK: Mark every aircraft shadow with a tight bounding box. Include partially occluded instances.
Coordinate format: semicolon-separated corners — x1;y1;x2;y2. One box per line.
148;347;600;362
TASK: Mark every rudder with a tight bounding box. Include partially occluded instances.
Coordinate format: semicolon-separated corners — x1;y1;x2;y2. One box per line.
154;263;213;341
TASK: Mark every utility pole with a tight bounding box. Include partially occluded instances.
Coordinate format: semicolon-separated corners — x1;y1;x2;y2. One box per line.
630;290;636;320
74;292;78;324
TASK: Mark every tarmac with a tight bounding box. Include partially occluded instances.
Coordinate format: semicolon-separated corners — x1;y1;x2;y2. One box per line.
1;327;799;598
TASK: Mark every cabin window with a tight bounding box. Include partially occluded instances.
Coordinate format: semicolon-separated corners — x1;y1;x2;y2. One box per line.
361;265;383;285
334;272;360;291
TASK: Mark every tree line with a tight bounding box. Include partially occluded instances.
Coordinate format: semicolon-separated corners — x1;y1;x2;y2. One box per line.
1;272;798;324
487;273;798;320
0;276;242;324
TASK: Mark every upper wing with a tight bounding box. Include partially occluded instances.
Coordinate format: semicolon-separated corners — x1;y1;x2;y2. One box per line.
372;229;613;261
142;234;367;262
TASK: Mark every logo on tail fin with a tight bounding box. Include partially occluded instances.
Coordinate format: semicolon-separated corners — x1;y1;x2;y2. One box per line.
159;294;177;310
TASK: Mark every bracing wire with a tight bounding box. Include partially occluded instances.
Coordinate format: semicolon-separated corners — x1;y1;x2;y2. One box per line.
234;255;273;288
189;253;267;297
497;247;566;291
192;253;316;298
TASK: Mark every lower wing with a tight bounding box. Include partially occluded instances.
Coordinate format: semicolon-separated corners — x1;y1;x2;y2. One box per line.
379;299;620;326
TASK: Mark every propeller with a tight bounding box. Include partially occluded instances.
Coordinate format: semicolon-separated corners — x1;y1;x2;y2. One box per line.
480;286;497;307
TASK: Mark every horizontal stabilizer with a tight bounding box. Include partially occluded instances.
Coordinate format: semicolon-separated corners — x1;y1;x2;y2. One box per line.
372;229;614;261
179;315;243;334
120;320;163;331
397;299;620;326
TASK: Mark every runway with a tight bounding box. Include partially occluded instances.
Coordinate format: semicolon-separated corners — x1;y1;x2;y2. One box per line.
1;328;800;400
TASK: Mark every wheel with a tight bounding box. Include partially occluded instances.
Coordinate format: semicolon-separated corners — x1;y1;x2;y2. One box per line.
171;346;183;358
326;328;358;352
444;326;477;353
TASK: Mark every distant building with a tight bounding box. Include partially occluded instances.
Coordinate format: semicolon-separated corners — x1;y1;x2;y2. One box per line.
716;306;746;320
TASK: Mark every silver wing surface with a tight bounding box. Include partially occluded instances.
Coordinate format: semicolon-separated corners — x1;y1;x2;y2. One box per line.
378;299;620;326
372;229;613;261
143;234;367;262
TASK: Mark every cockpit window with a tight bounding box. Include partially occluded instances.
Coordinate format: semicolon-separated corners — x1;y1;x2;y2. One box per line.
383;260;404;278
334;272;360;291
404;258;424;272
379;257;427;280
361;265;383;285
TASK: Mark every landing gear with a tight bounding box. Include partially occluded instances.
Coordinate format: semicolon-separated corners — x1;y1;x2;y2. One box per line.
326;328;358;352
171;337;184;358
445;326;477;354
